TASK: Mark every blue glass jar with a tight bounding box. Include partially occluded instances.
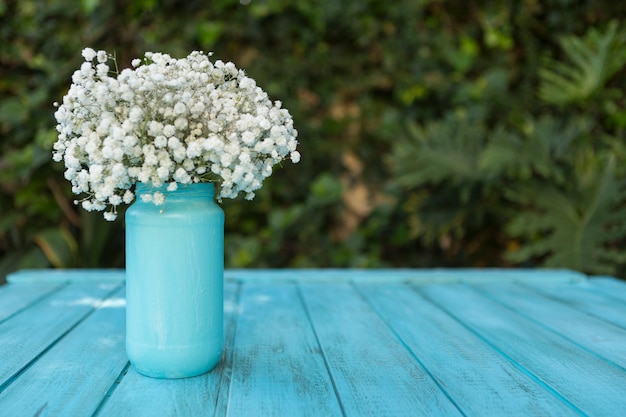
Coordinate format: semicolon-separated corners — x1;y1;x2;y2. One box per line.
125;182;224;378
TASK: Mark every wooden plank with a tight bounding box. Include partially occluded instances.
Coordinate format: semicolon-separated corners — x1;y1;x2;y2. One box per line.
225;282;343;417
356;283;579;416
0;282;122;389
225;269;586;284
0;283;63;323
522;281;626;330
585;277;626;304
299;282;463;417
96;283;240;417
419;283;626;416
479;282;626;369
5;268;586;285
0;287;127;416
7;269;125;284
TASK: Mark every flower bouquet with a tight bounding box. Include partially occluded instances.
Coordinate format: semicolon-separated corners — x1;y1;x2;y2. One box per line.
53;48;300;220
53;48;300;378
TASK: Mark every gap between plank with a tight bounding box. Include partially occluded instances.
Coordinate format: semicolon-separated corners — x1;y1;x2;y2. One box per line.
350;283;469;417
212;281;243;417
91;361;131;417
296;282;348;417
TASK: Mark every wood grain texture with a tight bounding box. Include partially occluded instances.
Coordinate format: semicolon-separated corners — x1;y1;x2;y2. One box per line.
225;282;343;417
584;277;626;304
0;282;122;390
0;287;127;416
7;269;125;284
479;282;626;369
419;283;626;416
300;282;463;417
225;269;586;284
524;280;626;329
356;283;578;416
0;282;62;323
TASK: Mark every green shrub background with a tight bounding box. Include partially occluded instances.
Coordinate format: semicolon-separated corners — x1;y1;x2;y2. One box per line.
2;0;626;281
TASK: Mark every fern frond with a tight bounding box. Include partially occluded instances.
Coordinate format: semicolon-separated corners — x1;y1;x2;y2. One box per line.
538;20;626;105
392;116;487;188
506;155;626;274
479;116;588;182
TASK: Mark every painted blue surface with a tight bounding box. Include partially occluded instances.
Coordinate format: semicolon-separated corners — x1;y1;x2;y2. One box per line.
0;269;625;416
7;269;125;284
125;183;224;379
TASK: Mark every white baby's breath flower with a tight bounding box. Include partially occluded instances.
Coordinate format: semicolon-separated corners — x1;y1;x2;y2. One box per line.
154;136;167;148
96;63;109;77
153;191;165;205
82;48;97;61
173;167;191;183
109;195;122;206
129;107;143;123
173;102;187;114
162;124;175;137
97;50;108;63
123;189;135;204
174;117;188;131
186;141;202;158
103;212;117;221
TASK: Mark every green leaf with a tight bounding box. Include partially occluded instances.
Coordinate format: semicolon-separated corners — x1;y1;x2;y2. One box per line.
309;173;343;206
80;0;100;14
392;115;487;188
196;22;224;48
506;155;626;275
539;20;626;105
0;98;28;127
79;210;116;267
479;116;588;182
34;227;78;268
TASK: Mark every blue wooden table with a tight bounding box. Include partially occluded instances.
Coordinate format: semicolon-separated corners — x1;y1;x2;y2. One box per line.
1;269;626;416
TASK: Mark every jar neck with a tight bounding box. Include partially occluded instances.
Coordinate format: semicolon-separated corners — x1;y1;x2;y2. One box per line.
135;182;215;201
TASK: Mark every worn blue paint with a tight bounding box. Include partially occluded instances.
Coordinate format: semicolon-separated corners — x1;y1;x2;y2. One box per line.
226;283;343;417
479;282;626;369
225;268;587;284
125;182;224;379
299;282;464;416
0;282;122;390
418;283;626;416
7;269;125;284
357;283;578;416
7;267;587;285
1;269;626;417
0;287;127;416
526;280;626;329
0;282;62;323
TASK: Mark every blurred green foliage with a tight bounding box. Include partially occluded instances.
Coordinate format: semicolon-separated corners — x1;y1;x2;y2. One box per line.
1;0;626;281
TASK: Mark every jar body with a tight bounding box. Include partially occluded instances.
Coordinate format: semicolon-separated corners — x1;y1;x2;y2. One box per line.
125;183;224;378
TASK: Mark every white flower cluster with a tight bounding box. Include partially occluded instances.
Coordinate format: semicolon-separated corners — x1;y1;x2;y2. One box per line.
53;48;300;221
